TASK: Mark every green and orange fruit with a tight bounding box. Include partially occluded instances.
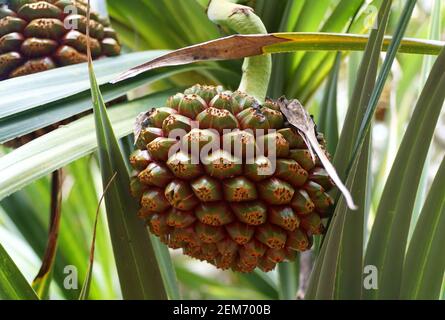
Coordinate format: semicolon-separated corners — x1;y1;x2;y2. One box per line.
130;84;335;273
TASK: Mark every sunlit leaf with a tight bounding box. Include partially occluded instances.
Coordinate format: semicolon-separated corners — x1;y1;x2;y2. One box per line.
0;92;172;201
364;43;445;300
85;18;171;296
401;156;445;299
0;243;38;300
306;0;392;299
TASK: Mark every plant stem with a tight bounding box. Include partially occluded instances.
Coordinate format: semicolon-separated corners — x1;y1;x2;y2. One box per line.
207;0;271;102
32;169;64;299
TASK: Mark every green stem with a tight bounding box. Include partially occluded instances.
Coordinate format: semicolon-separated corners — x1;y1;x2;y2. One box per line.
207;0;271;102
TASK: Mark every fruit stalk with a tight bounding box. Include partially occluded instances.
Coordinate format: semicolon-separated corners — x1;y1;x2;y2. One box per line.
207;0;271;103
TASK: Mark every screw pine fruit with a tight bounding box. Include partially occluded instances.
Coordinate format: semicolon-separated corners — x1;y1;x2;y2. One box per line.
1;0;121;148
0;0;120;80
131;85;335;273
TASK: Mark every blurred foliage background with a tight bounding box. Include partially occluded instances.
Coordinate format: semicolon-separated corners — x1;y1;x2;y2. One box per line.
1;0;445;300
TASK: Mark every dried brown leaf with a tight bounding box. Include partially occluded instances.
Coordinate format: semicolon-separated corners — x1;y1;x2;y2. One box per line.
110;33;443;84
111;34;285;83
279;98;357;210
133;111;150;145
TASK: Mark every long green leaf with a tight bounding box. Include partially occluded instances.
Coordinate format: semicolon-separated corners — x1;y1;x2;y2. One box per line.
266;33;443;56
106;128;181;300
286;0;381;101
288;0;332;70
149;234;181;300
350;0;417;175
268;0;298;98
87;40;170;298
317;56;370;300
306;0;392;299
364;45;445;300
410;0;442;232
0;92;172;201
318;53;341;155
300;53;340;299
86;48;169;299
277;261;298;300
254;0;289;33
238;270;279;300
0;177;89;300
286;0;364;98
0;172;105;299
108;1;169;48
311;136;370;299
0;64;220;143
108;0;218;49
175;265;271;299
333;134;370;299
338;0;415;300
0;243;38;300
0;51;166;119
401;155;445;299
65;157;118;299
